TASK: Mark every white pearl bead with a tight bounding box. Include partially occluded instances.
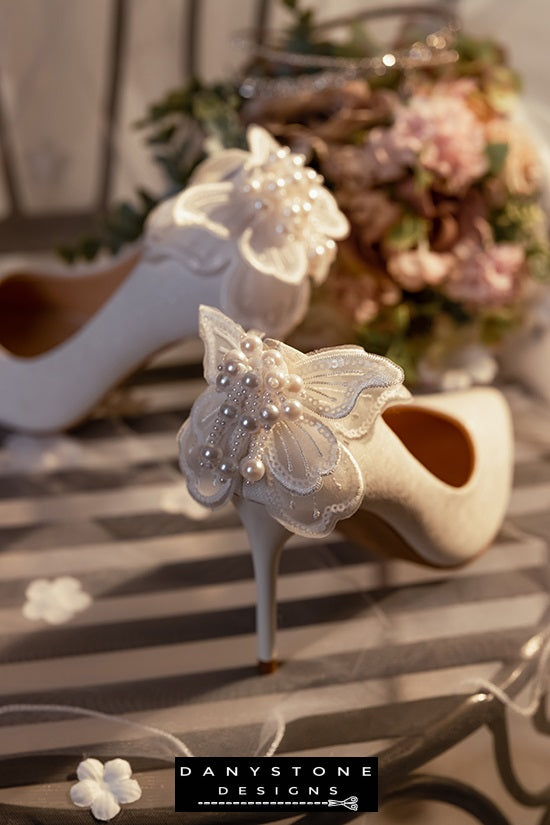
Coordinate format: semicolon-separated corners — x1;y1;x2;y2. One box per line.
261;348;284;366
219;460;237;475
220;403;237;419
240;457;265;482
216;374;231;390
265;370;286;390
283;399;303;421
224;358;243;375
260;403;280;424
240;414;259;432
285;373;304;393
201;445;222;461
242;371;260;389
241;334;263;354
224;349;246;365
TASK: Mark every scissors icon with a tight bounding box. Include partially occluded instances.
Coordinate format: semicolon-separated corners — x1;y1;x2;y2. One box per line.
327;795;359;811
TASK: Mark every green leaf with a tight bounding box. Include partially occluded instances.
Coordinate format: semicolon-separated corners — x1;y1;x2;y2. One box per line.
455;33;503;66
80;237;101;261
486;142;508;176
391;303;411;333
527;245;550;282
147;125;177;145
56;244;76;264
137;188;159;211
413;165;434;192
481;309;519;343
384;338;418;385
384;214;429;252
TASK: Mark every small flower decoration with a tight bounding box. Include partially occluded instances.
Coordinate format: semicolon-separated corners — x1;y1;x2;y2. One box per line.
22;576;91;624
70;758;142;821
178;306;407;537
146;125;349;338
418;344;498;392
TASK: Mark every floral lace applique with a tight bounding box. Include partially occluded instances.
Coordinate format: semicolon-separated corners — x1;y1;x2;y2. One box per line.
179;306;408;537
146;125;349;338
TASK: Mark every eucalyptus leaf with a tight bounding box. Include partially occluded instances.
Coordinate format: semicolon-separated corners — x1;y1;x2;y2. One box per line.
384;214;429;252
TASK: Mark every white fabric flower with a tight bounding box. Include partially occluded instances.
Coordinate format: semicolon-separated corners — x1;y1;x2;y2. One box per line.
178;306;407;537
418;344;498;391
22;576;91;624
70;758;142;821
146;125;349;338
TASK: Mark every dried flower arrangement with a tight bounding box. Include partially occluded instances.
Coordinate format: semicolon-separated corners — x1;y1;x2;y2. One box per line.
62;0;550;388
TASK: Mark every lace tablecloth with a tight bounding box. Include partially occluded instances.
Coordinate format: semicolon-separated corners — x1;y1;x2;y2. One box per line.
1;341;549;823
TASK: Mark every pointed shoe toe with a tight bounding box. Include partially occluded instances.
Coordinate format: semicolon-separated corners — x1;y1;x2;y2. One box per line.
178;307;514;670
338;387;514;568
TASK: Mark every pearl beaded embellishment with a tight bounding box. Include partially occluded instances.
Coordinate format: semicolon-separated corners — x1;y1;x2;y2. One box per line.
197;333;306;486
237;147;336;270
179;306;408;536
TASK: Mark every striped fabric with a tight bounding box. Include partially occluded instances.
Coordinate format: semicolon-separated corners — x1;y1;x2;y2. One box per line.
0;342;548;822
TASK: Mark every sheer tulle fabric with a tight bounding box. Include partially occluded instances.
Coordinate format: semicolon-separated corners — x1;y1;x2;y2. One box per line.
178;306;408;537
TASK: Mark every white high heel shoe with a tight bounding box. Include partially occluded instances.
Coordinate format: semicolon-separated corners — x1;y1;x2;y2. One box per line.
0;126;348;433
179;306;514;672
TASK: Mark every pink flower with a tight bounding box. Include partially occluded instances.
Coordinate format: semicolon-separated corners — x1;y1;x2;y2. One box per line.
445;239;526;307
364;128;408;184
367;85;489;193
387;246;453;291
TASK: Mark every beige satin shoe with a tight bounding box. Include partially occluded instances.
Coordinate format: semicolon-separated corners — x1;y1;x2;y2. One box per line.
179;307;514;672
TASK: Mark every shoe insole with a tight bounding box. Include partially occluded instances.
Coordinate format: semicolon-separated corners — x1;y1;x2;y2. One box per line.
0;254;138;357
382;405;475;487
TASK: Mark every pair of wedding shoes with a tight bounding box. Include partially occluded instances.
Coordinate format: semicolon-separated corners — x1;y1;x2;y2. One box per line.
0;126;347;433
179;306;514;673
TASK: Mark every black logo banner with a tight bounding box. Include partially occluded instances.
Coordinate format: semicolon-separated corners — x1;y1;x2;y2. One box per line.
175;756;378;813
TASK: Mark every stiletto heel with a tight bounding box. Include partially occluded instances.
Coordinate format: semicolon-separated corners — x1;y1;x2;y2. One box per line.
179;306;513;670
233;496;291;672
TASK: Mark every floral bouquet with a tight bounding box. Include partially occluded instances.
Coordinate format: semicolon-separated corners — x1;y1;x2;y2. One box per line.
66;1;550;389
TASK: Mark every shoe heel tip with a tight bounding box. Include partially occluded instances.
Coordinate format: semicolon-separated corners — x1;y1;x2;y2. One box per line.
257;659;279;675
